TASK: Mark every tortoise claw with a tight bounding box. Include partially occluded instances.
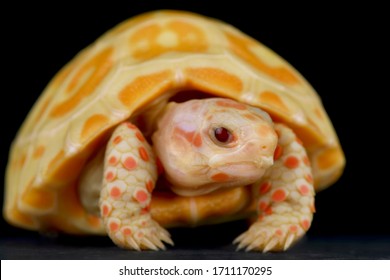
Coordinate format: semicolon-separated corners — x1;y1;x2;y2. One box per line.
234;222;305;252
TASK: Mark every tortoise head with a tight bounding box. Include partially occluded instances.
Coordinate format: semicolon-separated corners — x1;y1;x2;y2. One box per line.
152;98;278;196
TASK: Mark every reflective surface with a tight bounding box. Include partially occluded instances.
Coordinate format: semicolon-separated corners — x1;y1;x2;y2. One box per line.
1;222;389;260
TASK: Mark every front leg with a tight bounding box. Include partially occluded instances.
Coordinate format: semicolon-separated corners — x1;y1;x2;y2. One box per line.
234;124;315;252
100;122;173;250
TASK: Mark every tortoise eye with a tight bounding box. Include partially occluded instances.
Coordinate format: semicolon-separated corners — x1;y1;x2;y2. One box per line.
213;127;234;145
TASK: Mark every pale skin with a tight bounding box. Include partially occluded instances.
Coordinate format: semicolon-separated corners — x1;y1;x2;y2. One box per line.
85;98;314;251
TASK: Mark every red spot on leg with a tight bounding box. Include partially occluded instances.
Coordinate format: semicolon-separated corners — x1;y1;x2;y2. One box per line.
105;171;115;181
145;180;154;192
108;156;118;165
259;181;272;194
265;206;273;215
124;157;137;170
258;200;273;215
126;123;137;130
298;184;310;195
305;174;313;184
211;173;230;182
110;187;122;199
275;229;283;236
289;225;298;232
272;189;287;202
301;219;310;230
135;131;145;142
284;156;300;169
102;204;110;217
109;222;119;232
141;205;151;214
122;227;132;236
259;201;269;211
258;214;265;221
113;136;122;144
135;190;148;203
274;145;283;160
138;146;149;161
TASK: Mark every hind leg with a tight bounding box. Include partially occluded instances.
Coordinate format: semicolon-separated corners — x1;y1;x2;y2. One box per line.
100;122;173;250
234;124;315;252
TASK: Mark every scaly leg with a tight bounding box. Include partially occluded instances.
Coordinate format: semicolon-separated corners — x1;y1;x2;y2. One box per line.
234;124;315;252
100;122;173;250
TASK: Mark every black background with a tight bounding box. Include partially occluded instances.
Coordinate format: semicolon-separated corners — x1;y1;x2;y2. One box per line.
1;1;388;257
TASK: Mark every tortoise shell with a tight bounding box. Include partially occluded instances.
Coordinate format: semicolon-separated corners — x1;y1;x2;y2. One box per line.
4;10;345;234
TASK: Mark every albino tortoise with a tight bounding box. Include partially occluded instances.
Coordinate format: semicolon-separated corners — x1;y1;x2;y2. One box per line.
4;10;345;252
